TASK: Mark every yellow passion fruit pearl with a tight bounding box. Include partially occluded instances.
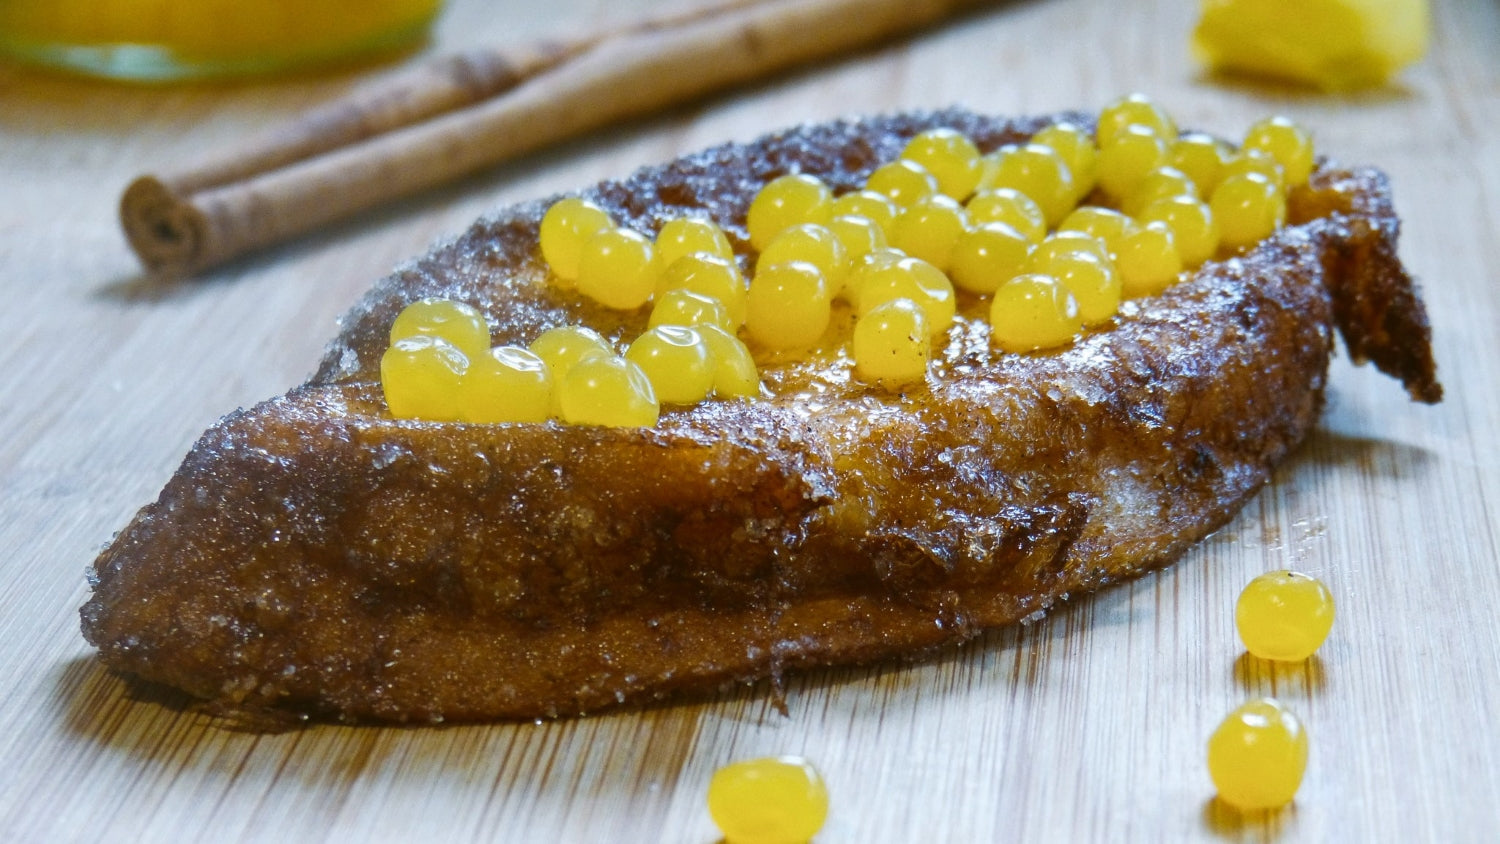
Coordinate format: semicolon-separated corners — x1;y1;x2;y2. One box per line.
1138;195;1220;267
625;325;714;405
890;193;970;271
757;223;848;291
577;227;659;310
827;214;890;262
656;216;734;266
989;273;1082;353
650;288;734;333
1242;116;1315;188
707;756;830;844
1211;172;1286;251
949;222;1033;294
987;143;1076;225
851;255;956;334
900;127;983;200
965;188;1048;243
854;298;931;385
659;252;746;326
1097;123;1170;200
829;189;900;232
381;334;469;422
1235;570;1336;662
745;261;832;351
389;297;491;358
1114;222;1183;298
1207;698;1308;812
747;173;833;251
696;323;762;399
463;345;553;424
1168;132;1232;197
557;354;659;428
540;197;612;281
865;158;940;208
1097;93;1178;147
1031;121;1098;199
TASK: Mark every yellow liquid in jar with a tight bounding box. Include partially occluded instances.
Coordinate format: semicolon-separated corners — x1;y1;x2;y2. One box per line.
0;0;443;81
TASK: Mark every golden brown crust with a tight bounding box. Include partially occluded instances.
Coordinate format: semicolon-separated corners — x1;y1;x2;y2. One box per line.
81;109;1439;723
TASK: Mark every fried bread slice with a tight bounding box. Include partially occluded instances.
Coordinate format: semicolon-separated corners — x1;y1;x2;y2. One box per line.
82;109;1440;723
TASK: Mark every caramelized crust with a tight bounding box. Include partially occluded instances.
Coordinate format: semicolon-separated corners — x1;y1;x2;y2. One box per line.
82;109;1439;723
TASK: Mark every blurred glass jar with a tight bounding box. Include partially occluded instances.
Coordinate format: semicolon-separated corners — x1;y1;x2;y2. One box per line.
0;0;445;81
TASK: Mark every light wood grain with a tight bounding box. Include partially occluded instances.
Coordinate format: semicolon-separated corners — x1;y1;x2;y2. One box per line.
1;1;1497;841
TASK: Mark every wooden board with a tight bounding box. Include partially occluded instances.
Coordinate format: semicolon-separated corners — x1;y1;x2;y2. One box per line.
2;0;1497;840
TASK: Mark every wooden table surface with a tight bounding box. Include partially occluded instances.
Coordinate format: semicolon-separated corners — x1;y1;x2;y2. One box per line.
2;1;1497;841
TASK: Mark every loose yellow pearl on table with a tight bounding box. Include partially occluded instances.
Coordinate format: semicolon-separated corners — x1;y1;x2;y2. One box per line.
696;323;762;399
463;345;553;424
965;187;1048;243
989;273;1082;353
1207;698;1308;812
900;127;983;200
1235;570;1336;661
889;193;970;271
747;173;833;250
388;297;491;358
1242;115;1316;187
557;354;659;428
865;158;940;208
854;298;931;385
539;197;613;282
659;252;746;326
656;215;735;266
576;227;660;310
380;334;470;422
745;261;832;351
624;325;714;405
1210;172;1286;251
707;756;830;844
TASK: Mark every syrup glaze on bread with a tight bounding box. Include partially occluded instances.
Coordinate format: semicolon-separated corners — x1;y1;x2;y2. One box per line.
82;109;1439;723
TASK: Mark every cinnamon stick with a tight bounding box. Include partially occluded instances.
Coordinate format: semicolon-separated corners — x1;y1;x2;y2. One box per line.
121;0;998;277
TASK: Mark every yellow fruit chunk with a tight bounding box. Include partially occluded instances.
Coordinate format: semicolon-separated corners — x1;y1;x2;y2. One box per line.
659;252;746;326
380;335;469;422
540;197;612;282
389;297;491;358
745;261;831;351
1235;570;1336;661
900;127;983;200
989;273;1082;353
890;194;970;271
557;354;659;428
707;756;829;844
656;216;734;266
854;298;930;385
696;324;761;399
1207;698;1308;811
577;227;659;310
949;222;1033;295
650;289;734;333
1194;0;1430;91
747;173;833;251
463;345;553;424
625;325;714;405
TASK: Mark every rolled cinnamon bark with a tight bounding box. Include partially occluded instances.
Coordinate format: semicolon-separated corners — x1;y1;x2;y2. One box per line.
120;0;997;277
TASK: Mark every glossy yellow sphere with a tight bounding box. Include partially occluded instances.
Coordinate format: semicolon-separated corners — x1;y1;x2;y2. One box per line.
659;252;746;326
1123;165;1199;216
747;173;833;251
577;227;659;310
624;325;714;405
1097;93;1178;147
1115;222;1183;298
989;273;1082;353
829;189;900;232
1058;206;1138;256
557;354;659;427
1097;123;1170;201
827;214;890;263
1243;116;1315;187
1027;245;1120;326
696;323;761;399
890;193;970;271
380;335;469;422
1138;195;1220;267
745;261;832;351
1210;172;1286;251
1235;570;1336;662
1168;132;1233;197
707;756;829;844
389;297;491;357
1207;698;1308;812
900;127;983;200
987;143;1077;225
1031;121;1098;200
539;197;613;281
965;188;1048;243
854;298;930;385
463;345;553;423
865;158;940;208
949;222;1032;294
850;255;956;334
1220;150;1286;190
656;215;735;266
757;223;848;292
650;288;734;333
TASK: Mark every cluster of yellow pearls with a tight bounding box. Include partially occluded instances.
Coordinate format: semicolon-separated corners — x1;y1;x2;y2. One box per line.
382;97;1314;426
